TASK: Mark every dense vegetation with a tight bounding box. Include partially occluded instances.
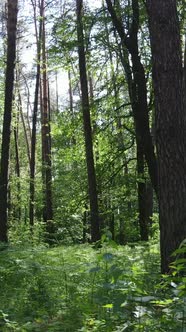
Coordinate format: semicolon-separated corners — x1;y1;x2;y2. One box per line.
1;236;186;331
0;0;185;330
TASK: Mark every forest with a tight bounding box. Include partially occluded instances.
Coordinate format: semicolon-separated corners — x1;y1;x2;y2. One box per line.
0;0;185;331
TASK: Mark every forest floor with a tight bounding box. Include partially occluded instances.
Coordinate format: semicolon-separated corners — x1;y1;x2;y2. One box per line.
0;240;185;331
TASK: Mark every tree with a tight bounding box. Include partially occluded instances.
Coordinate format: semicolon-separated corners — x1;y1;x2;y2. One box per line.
0;0;18;242
13;89;21;221
105;0;158;198
76;0;100;242
147;0;186;273
40;0;54;237
105;0;155;240
29;0;42;228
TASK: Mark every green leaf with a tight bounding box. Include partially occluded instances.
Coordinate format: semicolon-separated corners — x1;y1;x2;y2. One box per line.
102;303;113;309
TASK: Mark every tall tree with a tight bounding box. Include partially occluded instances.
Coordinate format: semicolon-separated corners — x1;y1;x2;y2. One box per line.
105;0;158;197
29;0;42;228
13;94;21;221
76;0;100;242
40;0;54;235
147;0;186;273
0;0;18;242
105;0;154;239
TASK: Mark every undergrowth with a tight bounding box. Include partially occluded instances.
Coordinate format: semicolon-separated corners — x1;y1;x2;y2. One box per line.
0;236;186;331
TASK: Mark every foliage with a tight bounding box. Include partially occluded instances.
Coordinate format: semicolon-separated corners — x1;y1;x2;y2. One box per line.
0;239;185;331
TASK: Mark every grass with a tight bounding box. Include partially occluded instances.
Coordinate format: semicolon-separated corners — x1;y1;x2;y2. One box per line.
0;239;185;331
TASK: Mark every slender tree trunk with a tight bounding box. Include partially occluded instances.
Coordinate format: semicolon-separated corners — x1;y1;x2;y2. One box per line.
14;116;20;180
41;0;53;235
13;104;21;221
55;70;59;112
137;141;148;241
76;0;100;242
29;0;42;228
68;70;76;145
0;0;18;242
147;0;186;273
118;208;125;245
18;89;31;167
184;34;186;111
20;71;32;140
68;70;73;115
82;206;88;243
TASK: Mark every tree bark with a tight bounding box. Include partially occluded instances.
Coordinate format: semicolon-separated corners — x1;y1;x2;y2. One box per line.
147;0;186;273
0;0;18;242
76;0;100;242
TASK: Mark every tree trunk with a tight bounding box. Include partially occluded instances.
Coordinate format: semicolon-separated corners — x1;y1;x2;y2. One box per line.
0;0;18;242
147;0;186;273
76;0;100;242
29;0;42;228
68;70;76;145
13;103;21;221
137;141;148;241
18;89;31;167
55;70;59;112
68;70;73;115
184;33;186;111
40;0;54;236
